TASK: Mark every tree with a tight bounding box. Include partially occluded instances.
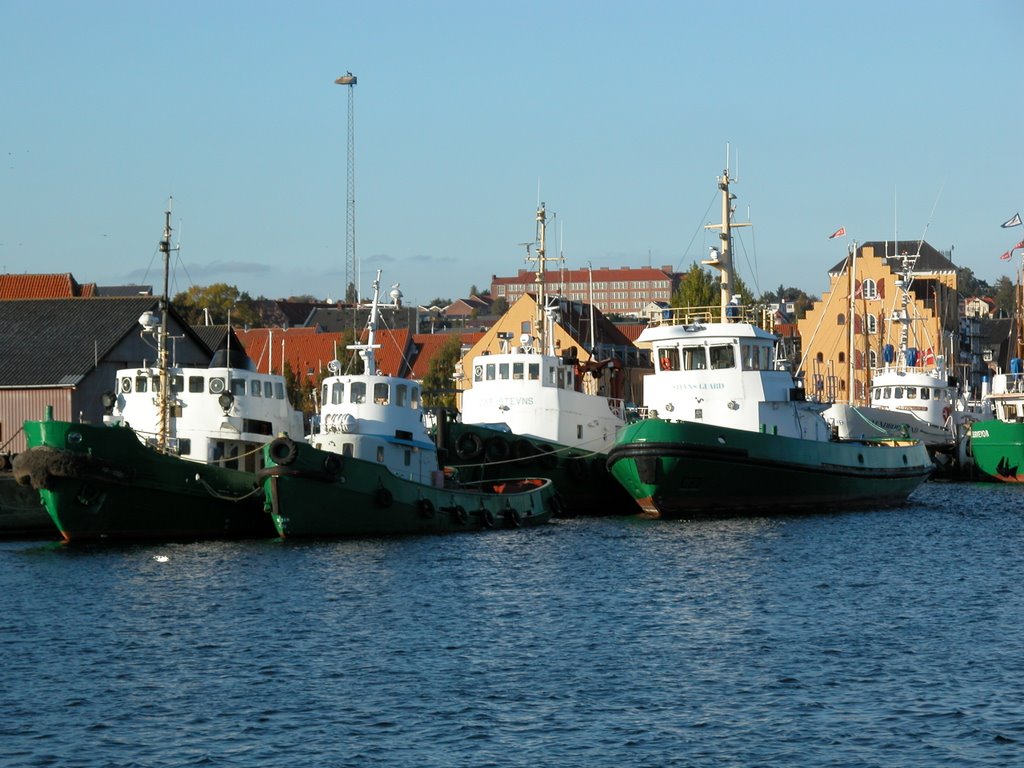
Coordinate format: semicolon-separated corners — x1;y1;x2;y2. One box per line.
757;284;819;320
422;335;463;410
427;297;452;308
345;282;358;304
491;296;509;316
993;276;1016;318
172;283;261;327
956;267;993;300
671;262;754;309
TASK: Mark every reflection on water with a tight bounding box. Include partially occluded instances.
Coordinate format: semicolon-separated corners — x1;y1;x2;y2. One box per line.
2;481;1023;766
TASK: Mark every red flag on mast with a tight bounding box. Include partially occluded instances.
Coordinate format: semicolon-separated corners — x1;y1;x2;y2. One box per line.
827;226;846;240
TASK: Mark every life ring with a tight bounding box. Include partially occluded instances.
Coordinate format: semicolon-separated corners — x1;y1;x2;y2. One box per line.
322;453;343;476
480;508;496;529
268;437;298;466
942;406;951;422
484;436;510;462
375;487;394;508
567;456;588;481
536;444;558;469
504;508;522;528
418;498;435;519
452;505;469;525
454;432;484;461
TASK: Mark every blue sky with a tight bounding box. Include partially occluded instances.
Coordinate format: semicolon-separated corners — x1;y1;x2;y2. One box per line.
2;1;1021;307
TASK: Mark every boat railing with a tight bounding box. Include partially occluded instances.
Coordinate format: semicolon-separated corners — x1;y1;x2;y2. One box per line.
650;304;774;329
997;372;1024;394
870;364;946;381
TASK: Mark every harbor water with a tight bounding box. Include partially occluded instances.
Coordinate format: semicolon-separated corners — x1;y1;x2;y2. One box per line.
3;480;1023;767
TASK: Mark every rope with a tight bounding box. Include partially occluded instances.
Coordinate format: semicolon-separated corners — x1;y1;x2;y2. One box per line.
1;424;25;454
194;474;263;503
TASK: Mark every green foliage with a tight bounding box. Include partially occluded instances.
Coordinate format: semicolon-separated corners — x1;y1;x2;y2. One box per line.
956;267;993;299
491;297;510;316
172;283;261;327
428;297;452;308
422;335;463;410
671;262;754;309
345;282;358;304
757;284;819;320
993;276;1016;318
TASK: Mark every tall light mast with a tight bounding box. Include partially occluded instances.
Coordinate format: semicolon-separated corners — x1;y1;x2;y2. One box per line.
335;72;357;302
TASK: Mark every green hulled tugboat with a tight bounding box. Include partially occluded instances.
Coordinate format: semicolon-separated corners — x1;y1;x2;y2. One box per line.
258;271;558;538
606;167;932;518
14;208;303;541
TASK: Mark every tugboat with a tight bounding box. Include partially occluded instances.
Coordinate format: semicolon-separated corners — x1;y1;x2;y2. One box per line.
606;167;933;518
14;207;303;541
439;203;634;515
258;270;558;537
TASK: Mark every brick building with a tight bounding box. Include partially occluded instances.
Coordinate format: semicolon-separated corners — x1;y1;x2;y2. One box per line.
490;266;682;317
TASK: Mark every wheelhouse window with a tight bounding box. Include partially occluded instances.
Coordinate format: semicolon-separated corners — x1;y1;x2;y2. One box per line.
264;381;273;398
474;365;484;382
231;379;246;396
658;348;679;372
250;380;262;397
396;384;407;407
189;376;204;393
374;383;389;404
486;364;496;381
275;382;285;400
499;363;510;380
709;345;735;370
351;382;366;404
332;382;344;404
681;347;707;371
513;362;524;380
528;363;540;380
170;375;184;393
411;386;420;410
135;376;149;393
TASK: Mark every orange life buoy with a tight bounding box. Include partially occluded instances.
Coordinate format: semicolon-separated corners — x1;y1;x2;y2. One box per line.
660;357;673;371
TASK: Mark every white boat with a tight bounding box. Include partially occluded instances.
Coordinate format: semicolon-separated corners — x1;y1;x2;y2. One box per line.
257;270;557;537
441;203;633;515
606;165;933;518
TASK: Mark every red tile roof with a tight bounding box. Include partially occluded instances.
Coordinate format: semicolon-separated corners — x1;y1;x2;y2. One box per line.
408;332;484;380
0;273;96;298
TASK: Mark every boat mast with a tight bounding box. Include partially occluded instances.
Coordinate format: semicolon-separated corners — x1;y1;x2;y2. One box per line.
703;163;751;321
527;203;562;355
348;268;383;374
156;205;173;453
848;241;857;404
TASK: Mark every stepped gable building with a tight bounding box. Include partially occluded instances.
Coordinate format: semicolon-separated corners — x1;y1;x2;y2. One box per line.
796;240;958;405
490;265;682;317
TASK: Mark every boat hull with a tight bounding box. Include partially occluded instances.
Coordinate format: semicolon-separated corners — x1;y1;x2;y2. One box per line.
259;438;559;538
606;419;932;518
439;421;635;516
16;420;273;542
969;420;1024;482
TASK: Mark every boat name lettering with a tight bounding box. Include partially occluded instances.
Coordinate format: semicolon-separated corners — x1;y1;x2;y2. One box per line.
481;397;536;407
671;382;726;391
973;429;990;438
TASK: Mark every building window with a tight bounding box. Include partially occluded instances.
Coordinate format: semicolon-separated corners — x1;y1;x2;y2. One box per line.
866;314;877;334
862;279;877;299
